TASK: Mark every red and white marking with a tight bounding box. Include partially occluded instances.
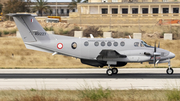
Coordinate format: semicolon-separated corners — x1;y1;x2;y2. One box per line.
31;19;33;22
57;43;63;49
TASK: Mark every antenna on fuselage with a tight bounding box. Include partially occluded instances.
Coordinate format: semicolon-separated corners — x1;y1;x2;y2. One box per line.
90;34;94;38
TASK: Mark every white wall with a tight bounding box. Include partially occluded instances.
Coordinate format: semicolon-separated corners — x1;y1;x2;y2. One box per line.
89;0;101;2
90;7;98;14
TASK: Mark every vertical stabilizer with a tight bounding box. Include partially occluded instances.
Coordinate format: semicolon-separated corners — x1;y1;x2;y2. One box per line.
8;14;50;42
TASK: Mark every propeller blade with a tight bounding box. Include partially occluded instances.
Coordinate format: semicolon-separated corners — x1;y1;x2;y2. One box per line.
154;42;156;52
156;60;160;64
153;56;156;67
158;42;160;48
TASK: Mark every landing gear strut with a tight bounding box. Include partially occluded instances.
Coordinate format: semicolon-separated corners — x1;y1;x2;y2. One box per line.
106;65;118;76
166;61;173;75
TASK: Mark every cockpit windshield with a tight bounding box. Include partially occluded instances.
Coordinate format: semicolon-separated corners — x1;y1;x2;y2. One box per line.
141;41;152;47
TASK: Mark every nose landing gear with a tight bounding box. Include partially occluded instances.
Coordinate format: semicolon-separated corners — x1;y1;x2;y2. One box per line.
166;61;174;75
106;65;118;76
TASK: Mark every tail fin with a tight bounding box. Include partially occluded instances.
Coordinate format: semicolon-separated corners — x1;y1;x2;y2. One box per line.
8;14;50;42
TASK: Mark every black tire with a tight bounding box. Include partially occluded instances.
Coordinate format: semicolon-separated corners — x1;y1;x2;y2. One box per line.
112;68;118;74
106;69;113;76
166;68;174;75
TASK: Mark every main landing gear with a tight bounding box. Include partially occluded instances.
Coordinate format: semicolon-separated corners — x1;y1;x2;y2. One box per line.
166;61;174;75
106;65;118;76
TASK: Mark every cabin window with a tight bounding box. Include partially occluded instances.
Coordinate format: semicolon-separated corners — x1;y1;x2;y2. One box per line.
71;42;77;49
107;41;112;46
101;41;105;46
120;41;125;46
94;41;99;46
113;42;118;47
140;43;144;47
134;42;139;47
84;41;89;46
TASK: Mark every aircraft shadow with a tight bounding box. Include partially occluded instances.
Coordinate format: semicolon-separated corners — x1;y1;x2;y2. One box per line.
0;73;180;79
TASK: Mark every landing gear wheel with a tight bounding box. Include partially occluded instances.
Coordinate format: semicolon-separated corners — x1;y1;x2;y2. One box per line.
112;68;118;74
106;69;113;76
166;68;174;75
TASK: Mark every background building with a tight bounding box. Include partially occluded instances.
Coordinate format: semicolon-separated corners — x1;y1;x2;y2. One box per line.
68;0;180;26
30;2;77;16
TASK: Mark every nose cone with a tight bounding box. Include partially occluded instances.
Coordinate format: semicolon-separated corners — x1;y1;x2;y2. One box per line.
168;52;175;59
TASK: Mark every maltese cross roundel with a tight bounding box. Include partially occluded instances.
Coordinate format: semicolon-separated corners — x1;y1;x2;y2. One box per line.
57;43;63;49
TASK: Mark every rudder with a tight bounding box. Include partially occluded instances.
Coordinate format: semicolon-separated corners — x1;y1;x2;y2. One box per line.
9;14;50;42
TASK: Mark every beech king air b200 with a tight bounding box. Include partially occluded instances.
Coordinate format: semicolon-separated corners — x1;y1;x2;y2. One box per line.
8;13;175;76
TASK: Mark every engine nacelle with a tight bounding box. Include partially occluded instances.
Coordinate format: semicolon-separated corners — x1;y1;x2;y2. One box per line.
81;59;127;67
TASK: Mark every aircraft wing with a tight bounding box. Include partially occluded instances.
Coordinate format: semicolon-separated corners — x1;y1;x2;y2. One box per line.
96;50;126;60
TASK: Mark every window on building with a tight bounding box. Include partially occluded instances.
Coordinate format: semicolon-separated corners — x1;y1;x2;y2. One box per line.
102;0;107;2
57;9;58;14
122;8;128;14
152;0;158;2
173;8;179;13
73;9;76;12
142;8;148;14
50;10;52;14
112;8;118;14
163;8;169;13
122;0;128;2
132;8;138;14
142;0;148;2
153;8;158;13
163;0;168;2
132;0;138;2
61;9;64;14
112;0;118;2
102;8;108;14
67;9;69;14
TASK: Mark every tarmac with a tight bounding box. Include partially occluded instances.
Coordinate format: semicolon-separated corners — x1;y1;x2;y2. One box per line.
0;68;180;90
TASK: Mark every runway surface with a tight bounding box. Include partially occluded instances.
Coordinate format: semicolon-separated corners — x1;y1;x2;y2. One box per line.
0;68;180;90
1;73;180;79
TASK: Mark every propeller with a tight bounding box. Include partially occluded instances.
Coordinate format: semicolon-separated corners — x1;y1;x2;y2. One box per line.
153;42;161;67
153;42;156;67
158;42;160;48
144;42;161;67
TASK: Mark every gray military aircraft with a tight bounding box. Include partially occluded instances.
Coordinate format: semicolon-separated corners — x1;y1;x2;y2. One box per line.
8;13;175;76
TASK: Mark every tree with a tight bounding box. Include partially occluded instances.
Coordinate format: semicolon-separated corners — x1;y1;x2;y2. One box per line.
32;0;50;16
83;0;88;3
3;0;30;20
68;0;88;10
0;3;3;13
